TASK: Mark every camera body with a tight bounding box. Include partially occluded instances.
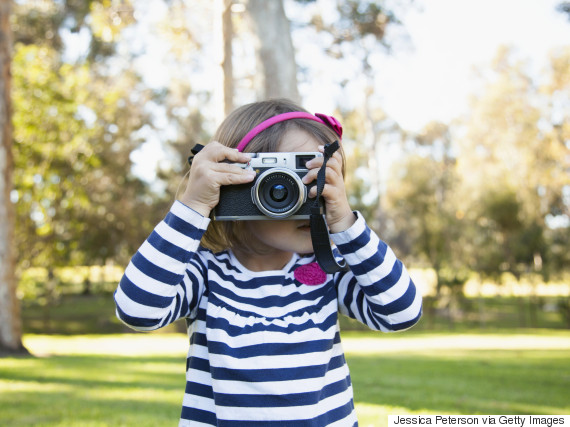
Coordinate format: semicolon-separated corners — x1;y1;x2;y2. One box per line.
214;152;322;220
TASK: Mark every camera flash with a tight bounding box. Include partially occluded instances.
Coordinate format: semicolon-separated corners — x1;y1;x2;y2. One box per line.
262;157;278;164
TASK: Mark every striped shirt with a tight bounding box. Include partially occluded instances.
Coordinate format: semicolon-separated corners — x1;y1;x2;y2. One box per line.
114;201;422;426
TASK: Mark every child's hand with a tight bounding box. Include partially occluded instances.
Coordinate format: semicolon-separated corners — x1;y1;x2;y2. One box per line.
302;146;356;233
179;142;255;217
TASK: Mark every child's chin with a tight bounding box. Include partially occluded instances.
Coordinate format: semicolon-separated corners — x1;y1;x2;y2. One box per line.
293;239;315;255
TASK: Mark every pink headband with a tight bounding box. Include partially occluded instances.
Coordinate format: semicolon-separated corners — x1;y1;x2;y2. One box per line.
236;112;343;152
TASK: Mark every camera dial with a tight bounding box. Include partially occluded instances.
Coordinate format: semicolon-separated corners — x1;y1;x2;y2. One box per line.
252;168;307;218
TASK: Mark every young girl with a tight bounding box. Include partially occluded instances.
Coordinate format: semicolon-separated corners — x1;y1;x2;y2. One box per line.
114;99;422;426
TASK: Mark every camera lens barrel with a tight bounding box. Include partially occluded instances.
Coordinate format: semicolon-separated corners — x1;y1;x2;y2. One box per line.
252;168;307;218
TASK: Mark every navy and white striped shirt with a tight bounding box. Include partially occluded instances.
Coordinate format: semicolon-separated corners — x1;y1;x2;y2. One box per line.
115;201;422;426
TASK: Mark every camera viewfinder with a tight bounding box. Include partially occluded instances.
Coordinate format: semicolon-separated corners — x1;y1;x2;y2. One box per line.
296;155;315;169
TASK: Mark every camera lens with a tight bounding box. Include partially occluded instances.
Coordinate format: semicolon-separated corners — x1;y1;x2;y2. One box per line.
270;184;288;202
261;174;297;211
252;168;307;218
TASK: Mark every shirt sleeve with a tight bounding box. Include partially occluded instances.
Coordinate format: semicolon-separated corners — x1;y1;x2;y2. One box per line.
331;211;422;332
114;201;210;331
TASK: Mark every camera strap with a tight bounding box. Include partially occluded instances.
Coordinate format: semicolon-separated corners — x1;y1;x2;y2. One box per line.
310;140;347;274
187;144;204;166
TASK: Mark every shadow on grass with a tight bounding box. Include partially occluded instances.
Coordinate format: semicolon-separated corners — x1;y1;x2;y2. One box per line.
0;354;186;390
1;389;182;426
0;354;187;426
347;349;570;415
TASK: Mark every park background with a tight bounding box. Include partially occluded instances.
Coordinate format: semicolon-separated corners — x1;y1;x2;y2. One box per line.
0;0;569;425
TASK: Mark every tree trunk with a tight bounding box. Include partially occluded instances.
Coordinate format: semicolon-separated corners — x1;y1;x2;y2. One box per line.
246;0;300;102
222;0;234;115
0;0;27;355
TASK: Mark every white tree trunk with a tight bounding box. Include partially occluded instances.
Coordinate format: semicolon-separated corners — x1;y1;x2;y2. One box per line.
246;0;300;102
0;0;25;354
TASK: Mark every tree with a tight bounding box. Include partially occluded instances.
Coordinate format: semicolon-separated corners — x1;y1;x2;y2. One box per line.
222;0;234;114
0;0;26;354
293;0;411;229
458;47;570;282
384;122;467;297
11;45;159;272
246;0;300;101
11;1;165;298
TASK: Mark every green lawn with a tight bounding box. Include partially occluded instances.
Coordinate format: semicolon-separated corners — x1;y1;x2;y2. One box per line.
1;331;569;426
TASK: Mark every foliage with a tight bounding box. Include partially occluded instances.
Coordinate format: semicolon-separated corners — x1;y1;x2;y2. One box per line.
11;42;160;269
458;47;570;282
7;2;569;309
308;0;401;46
10;1;177;275
380;46;570;299
384;121;468;297
12;0;135;59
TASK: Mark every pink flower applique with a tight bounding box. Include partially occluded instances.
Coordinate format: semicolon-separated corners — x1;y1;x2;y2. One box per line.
294;262;327;286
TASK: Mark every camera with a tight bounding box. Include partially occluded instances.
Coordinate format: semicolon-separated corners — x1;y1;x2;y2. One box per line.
214;152;322;220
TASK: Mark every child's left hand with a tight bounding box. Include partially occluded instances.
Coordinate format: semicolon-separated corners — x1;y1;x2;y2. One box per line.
302;145;356;233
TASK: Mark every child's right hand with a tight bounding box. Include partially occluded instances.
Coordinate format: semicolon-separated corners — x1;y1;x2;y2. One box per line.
179;142;255;217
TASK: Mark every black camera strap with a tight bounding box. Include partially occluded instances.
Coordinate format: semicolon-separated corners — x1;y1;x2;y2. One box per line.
187;144;204;166
310;140;347;274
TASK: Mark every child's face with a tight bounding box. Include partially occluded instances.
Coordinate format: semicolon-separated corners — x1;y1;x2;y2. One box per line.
243;129;320;255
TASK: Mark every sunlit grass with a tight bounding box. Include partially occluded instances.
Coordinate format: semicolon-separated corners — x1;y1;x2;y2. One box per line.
1;335;189;426
343;330;570;426
22;333;189;356
347;348;569;426
1;331;569;426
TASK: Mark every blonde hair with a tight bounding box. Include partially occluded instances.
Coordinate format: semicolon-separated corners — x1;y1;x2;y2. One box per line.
199;99;343;254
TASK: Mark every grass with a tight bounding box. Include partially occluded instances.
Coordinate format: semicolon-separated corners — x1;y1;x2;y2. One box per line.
343;331;570;425
1;331;569;426
0;335;187;427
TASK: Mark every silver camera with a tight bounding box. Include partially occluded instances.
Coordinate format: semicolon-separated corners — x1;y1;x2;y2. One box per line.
214;152;322;220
